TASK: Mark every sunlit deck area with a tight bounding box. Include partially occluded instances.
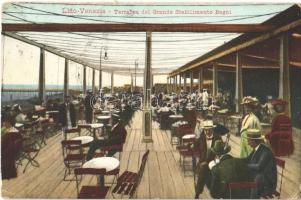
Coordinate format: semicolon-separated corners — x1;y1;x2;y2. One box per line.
2;111;301;199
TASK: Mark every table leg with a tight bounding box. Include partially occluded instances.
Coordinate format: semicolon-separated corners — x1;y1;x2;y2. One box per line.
192;156;197;186
93;128;96;139
98;175;105;187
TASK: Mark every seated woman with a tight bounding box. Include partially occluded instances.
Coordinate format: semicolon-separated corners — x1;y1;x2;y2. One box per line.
1;114;23;179
265;99;294;156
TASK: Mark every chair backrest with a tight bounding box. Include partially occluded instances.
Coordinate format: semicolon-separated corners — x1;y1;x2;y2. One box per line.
138;150;150;181
64;127;79;134
275;157;285;197
61;140;83;158
228;181;258;198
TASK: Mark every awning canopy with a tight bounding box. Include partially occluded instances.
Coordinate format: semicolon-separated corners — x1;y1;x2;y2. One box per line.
2;3;293;75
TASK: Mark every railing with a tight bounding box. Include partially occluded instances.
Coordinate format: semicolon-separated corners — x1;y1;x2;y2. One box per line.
1;88;64;102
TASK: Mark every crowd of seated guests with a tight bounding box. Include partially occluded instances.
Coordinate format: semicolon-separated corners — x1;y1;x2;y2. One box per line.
150;88;292;199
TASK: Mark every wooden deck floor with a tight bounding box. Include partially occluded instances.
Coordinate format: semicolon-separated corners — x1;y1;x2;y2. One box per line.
2;111;301;199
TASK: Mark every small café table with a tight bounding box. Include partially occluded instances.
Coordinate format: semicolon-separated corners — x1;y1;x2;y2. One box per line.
89;123;104;139
83;157;120;186
169;114;184;120
71;135;94;147
96;115;111;133
182;134;196;146
101;110;110;115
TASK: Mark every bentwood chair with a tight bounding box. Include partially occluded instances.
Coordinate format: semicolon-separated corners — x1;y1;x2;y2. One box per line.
61;140;85;181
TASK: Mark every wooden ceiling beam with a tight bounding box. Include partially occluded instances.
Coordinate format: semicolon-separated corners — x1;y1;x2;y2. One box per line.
2;23;275;33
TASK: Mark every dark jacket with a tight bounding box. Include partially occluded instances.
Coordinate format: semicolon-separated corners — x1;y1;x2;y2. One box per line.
58;102;76;127
210;155;252;199
1;132;23;179
247;143;277;197
194;131;221;163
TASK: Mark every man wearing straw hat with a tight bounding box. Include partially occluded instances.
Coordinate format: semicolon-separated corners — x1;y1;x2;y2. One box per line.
194;120;222;199
245;128;277;198
240;96;262;158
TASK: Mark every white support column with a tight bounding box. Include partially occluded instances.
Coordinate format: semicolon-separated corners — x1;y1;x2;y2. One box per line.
83;66;86;94
111;71;114;94
213;62;218;97
38;48;46;104
184;73;187;92
131;74;134;93
167;77;169;93
190;71;193;93
99;70;102;90
198;68;203;93
92;68;95;93
64;58;69;98
143;31;153;142
279;34;291;116
235;52;243;113
175;75;178;93
178;74;182;93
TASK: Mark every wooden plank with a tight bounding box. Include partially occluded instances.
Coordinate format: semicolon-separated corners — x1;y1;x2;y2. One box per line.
148;151;164;198
165;151;189;198
2;23;275;32
157;151;177;198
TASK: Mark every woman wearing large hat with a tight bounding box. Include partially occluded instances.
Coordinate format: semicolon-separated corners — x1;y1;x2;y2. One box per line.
240;96;262;158
265;99;294;156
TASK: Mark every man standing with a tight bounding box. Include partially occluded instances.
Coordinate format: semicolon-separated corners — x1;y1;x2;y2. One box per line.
59;95;77;128
84;90;95;124
246;129;277;198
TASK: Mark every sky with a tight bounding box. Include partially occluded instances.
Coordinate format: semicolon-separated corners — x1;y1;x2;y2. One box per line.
1;1;296;88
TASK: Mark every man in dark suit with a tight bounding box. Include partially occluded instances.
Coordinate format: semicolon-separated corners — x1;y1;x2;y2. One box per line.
209;140;252;199
84;90;95;124
194;120;223;199
246;129;277;198
59;95;77;128
86;121;127;160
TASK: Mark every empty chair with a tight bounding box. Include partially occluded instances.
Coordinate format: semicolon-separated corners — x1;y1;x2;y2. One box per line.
74;168;110;199
112;150;150;198
61;140;85;181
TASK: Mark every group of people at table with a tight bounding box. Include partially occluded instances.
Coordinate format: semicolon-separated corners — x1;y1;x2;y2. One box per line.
1;90;136;180
151;89;293;199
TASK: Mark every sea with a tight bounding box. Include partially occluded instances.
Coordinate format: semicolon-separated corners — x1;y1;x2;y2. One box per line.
1;84;83;103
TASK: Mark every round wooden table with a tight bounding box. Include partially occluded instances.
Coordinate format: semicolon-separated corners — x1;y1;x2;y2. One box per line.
89;123;104;139
83;157;120;186
71;136;94;146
